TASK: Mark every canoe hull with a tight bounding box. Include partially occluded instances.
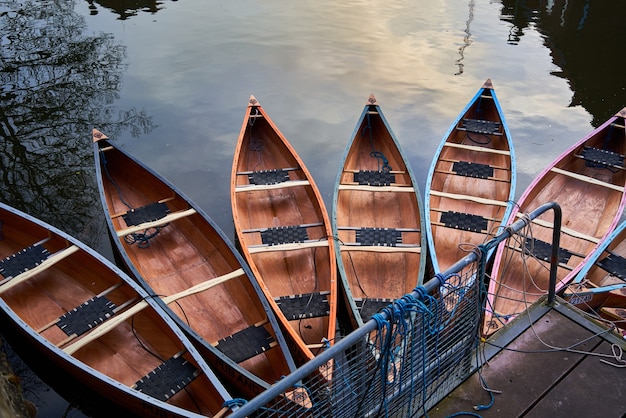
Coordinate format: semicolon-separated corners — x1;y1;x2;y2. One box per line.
332;94;426;328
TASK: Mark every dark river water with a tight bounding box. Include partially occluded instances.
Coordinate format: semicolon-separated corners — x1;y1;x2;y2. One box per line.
1;0;625;416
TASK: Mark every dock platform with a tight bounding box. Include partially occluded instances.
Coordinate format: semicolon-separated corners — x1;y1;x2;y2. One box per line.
429;296;626;418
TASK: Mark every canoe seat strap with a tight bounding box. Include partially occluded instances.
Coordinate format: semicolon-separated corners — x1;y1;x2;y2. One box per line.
122;202;171;226
523;237;573;264
356;227;402;246
261;225;308;245
133;353;199;402
275;291;331;320
248;169;290;185
354;170;395;186
355;298;393;321
440;211;488;233
57;296;117;337
214;323;275;363
452;161;494;179
597;254;626;279
581;147;625;169
461;119;500;135
0;244;51;279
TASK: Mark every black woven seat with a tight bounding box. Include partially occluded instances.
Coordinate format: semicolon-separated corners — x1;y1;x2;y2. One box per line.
134;355;199;401
452;161;494;179
215;324;275;363
523;237;573;264
597;254;626;279
275;291;331;320
581;147;624;169
461;119;500;135
122;202;170;226
356;227;402;246
57;296;117;337
248;169;290;185
440;211;488;233
354;170;396;186
0;245;51;278
261;225;308;246
356;298;394;321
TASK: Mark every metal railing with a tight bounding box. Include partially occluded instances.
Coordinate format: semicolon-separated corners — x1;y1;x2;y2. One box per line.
229;202;562;417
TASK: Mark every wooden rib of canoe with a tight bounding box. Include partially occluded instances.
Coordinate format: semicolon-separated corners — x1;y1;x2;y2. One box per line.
425;79;516;276
231;96;337;366
484;108;626;337
0;202;233;418
92;130;303;405
332;94;426;329
562;220;626;311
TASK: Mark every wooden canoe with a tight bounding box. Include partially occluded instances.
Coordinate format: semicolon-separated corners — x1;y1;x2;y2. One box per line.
425;79;516;275
0;202;233;418
92;130;300;403
562;220;626;311
230;96;337;366
484;108;626;336
332;94;426;328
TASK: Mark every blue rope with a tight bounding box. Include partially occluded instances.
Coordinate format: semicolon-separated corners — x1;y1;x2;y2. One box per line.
223;398;247;409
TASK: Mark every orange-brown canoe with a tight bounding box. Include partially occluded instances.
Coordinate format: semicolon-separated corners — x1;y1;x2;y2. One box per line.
0;202;232;417
231;96;338;366
332;94;426;329
93;129;298;402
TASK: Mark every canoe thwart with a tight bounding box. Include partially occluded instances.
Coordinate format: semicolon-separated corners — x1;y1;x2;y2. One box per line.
57;295;117;337
429;190;510;207
458;118;501;135
550;167;625;192
133;353;200;401
121;202;171;226
597;254;626;279
353;170;396;187
214;323;276;363
116;208;197;237
235;179;310;192
578;146;625;171
451;161;494;179
355;298;394;321
340;244;421;253
0;244;51;279
243;222;324;234
439;211;489;233
247;240;329;253
275;291;331;320
442;142;510;155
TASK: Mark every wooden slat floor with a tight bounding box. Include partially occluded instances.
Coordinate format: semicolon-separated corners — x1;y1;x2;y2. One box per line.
429;297;626;418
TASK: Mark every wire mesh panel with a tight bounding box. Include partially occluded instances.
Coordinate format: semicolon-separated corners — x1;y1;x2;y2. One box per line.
230;261;482;417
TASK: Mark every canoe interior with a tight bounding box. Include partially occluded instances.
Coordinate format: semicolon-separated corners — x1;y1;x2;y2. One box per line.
232;102;336;358
335;105;423;322
429;87;513;273
97;144;293;391
0;206;225;416
486;116;626;334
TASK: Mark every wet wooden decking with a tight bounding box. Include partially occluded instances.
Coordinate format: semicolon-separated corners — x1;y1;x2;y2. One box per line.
428;296;626;418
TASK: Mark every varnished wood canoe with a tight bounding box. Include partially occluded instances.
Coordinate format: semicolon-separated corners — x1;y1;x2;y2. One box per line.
0;202;233;418
230;96;337;366
332;94;426;328
425;79;516;276
92;130;299;403
562;220;626;311
484;108;626;336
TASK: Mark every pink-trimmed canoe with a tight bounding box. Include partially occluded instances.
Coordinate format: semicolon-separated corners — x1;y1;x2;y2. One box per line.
332;94;426;329
0;202;233;418
93;129;300;404
231;96;337;366
484;108;626;336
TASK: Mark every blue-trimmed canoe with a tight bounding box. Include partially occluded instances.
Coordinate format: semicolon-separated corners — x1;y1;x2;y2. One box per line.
424;79;516;275
92;130;301;405
0;201;233;417
332;94;426;329
484;108;626;336
230;96;337;366
562;220;626;311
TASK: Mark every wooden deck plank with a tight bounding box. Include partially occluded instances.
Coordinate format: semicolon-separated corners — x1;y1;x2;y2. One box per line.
428;309;608;417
